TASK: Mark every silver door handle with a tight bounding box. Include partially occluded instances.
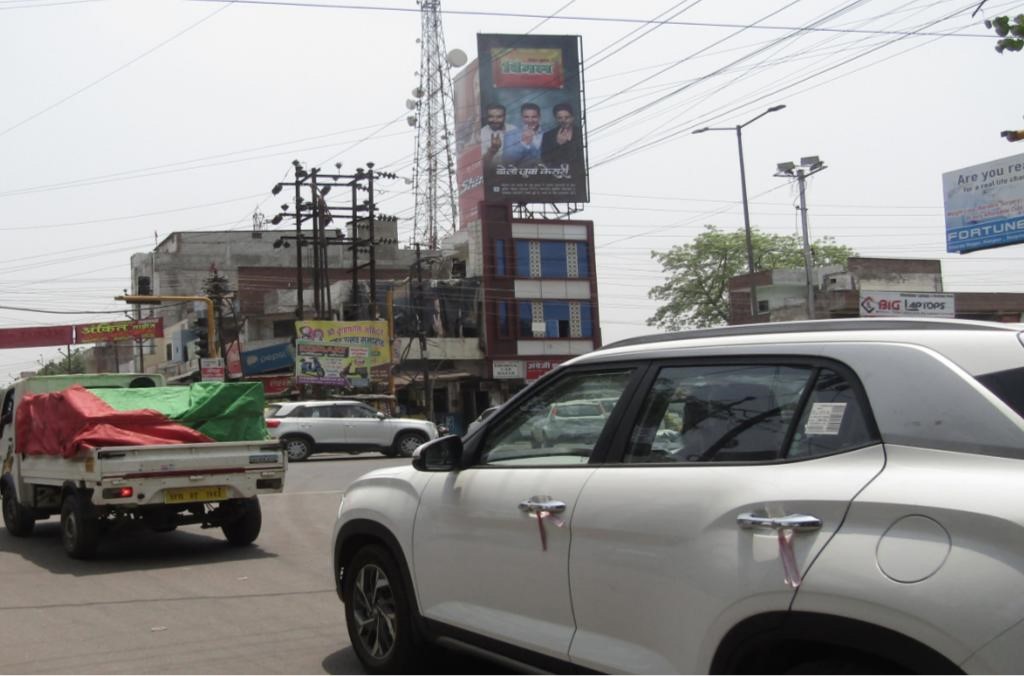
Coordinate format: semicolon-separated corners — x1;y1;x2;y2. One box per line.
737;512;822;532
519;499;567;515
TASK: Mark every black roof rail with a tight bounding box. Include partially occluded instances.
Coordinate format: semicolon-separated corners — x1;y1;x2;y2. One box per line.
600;318;1016;351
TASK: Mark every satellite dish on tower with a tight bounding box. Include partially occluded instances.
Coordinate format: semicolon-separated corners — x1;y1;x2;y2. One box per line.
412;86;425;99
405;99;417;110
446;48;468;67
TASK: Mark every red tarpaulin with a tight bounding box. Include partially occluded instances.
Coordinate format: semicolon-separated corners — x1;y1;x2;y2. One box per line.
15;385;213;458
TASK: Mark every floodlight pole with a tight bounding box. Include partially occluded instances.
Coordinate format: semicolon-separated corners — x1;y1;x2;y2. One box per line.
775;159;827;320
693;104;786;321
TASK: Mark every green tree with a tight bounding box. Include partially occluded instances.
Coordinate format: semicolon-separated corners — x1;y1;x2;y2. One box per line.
985;14;1024;53
647;225;857;330
36;347;86;375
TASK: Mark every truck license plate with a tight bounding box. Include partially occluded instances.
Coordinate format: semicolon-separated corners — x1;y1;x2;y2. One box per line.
164;486;228;504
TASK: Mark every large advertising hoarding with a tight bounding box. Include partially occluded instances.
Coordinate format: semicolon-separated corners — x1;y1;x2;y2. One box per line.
474;34;588;204
454;59;484;231
294;320;391;388
943;153;1024;253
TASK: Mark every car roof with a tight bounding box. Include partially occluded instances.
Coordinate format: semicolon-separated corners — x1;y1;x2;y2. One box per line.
579;318;1024;372
273;399;365;409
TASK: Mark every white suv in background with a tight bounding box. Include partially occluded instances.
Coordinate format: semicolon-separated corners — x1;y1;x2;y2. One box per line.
265;400;438;461
331;319;1024;674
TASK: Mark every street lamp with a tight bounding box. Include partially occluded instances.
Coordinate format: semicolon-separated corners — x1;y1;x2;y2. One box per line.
775;156;827;319
693;104;786;320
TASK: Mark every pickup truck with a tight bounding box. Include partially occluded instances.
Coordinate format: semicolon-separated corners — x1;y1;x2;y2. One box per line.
0;373;286;559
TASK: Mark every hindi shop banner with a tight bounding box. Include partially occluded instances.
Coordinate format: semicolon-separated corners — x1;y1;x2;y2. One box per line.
294;340;369;388
943;152;1024;254
453;58;485;231
477;33;589;204
294;320;390;367
75;318;164;344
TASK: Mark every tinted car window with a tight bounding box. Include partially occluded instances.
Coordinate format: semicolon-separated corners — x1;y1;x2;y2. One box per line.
977;366;1024;419
265;404;282;418
626;365;812;464
785;368;876;459
480;369;634;466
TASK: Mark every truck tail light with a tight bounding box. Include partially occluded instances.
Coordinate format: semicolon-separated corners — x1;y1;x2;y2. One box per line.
102;486;134;499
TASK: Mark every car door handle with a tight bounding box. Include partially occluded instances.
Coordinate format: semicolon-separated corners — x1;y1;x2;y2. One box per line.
736;512;822;532
518;498;567;515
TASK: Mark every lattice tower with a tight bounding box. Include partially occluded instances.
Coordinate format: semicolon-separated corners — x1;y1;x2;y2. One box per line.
410;0;458;250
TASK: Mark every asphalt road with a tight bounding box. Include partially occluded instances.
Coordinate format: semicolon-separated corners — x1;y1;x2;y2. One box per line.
0;453;506;675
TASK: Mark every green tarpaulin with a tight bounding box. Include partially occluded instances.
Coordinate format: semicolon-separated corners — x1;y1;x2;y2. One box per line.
89;382;269;442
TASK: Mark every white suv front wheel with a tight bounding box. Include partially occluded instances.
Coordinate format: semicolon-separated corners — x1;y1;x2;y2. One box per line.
343;544;419;673
393;432;427;458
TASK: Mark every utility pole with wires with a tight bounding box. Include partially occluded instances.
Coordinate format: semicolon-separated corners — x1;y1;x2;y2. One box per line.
409;0;461;250
414;243;433;420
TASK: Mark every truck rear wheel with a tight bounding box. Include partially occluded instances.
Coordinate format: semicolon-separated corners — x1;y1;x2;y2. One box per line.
222;497;261;546
2;480;34;537
61;492;99;559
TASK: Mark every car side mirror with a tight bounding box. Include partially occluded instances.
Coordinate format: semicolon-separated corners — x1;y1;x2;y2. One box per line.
412;435;463;472
376;411;386;420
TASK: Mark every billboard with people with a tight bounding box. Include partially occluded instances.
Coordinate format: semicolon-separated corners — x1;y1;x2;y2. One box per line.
468;33;588;205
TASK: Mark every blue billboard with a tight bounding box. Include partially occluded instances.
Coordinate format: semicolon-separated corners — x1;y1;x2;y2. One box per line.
240;342;294;376
943;152;1024;253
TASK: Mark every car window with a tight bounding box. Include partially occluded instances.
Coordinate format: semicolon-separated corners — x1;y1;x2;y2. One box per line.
625;364;875;464
336;404;378;419
976;366;1024;419
479;369;634;466
305;405;334;419
265;404;282;418
785;368;875;459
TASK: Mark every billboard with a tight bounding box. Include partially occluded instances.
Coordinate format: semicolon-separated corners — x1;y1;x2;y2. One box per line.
943;153;1024;253
472;34;588;204
75;318;164;344
859;291;955;317
294;320;391;387
454;59;484;230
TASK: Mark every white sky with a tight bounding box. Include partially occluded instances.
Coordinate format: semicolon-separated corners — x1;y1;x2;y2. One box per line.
2;0;1023;384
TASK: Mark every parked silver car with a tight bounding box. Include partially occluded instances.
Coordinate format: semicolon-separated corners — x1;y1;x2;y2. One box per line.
332;318;1024;674
265;400;438;461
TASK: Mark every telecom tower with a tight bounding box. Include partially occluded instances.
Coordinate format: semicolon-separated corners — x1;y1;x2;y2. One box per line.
409;0;463;250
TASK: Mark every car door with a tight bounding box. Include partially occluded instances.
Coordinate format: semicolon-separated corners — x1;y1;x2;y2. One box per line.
412;366;641;661
334;403;387;449
296;403;345;448
566;359;886;674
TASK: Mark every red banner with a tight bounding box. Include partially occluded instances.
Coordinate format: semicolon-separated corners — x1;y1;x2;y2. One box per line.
75;318;164;344
0;325;74;349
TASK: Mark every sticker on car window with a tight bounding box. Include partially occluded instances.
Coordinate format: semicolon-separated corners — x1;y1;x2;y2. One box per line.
805;402;846;435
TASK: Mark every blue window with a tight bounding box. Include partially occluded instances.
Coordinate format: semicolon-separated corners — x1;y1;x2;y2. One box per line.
498;301;510;337
540;241;568;277
577;242;590;278
580;302;593;337
515;241;531;277
518;301;534;336
543;301;571;337
494;240;506;277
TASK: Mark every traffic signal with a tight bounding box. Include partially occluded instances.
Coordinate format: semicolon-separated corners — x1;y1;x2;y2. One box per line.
194;322;211;360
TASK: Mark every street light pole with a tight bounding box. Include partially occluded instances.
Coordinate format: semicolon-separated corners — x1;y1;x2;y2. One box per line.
775;157;827;320
693;104;786;321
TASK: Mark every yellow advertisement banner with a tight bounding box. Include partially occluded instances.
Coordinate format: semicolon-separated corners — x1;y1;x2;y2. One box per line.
294;320;390;367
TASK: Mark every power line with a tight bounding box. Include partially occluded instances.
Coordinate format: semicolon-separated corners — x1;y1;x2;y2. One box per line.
0;1;238;139
187;0;991;38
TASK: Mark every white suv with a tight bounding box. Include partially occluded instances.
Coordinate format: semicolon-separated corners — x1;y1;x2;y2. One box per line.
331;319;1024;673
265;400;438;461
